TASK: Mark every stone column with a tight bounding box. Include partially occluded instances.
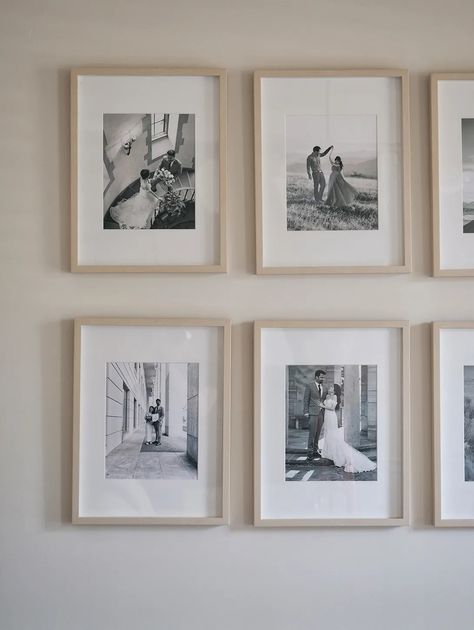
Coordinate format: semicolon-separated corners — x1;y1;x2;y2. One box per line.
367;365;377;442
186;363;199;464
360;365;368;436
323;366;343;389
343;365;361;447
287;367;297;437
162;364;170;435
153;363;161;403
166;363;188;437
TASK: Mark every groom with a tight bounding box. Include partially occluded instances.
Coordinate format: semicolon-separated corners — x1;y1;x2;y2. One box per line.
306;145;333;202
303;369;327;462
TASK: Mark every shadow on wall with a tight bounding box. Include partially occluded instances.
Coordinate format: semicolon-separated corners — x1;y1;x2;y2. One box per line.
41;320;74;527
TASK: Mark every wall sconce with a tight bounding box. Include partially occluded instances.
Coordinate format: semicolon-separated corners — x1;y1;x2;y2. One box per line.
123;136;136;156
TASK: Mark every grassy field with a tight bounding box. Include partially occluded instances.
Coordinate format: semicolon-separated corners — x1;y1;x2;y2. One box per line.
287;173;378;231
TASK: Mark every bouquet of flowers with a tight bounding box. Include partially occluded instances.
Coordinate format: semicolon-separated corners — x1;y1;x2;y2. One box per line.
154;169;185;219
154;168;175;189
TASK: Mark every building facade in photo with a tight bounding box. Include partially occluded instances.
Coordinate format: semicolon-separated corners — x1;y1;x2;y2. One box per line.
105;361;199;463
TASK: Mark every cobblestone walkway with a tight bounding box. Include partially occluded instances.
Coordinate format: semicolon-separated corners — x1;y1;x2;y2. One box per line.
105;429;197;480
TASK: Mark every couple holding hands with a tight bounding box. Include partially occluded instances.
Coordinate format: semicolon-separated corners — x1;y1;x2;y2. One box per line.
303;370;376;474
145;398;165;446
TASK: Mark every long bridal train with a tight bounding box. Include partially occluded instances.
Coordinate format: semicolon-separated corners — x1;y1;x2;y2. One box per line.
320;396;376;474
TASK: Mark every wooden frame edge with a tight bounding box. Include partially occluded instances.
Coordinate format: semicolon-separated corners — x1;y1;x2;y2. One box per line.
254;68;409;79
254;517;407;528
431;75;442;276
71;264;227;274
253;322;262;524
254;72;264;274
433;321;474;527
73;316;231;525
70;69;79;272
254;69;411;275
401;321;411;524
431;73;474;277
253;319;409;527
71;319;81;522
71;67;227;274
401;70;413;273
72;516;227;526
257;265;411;276
220;318;232;524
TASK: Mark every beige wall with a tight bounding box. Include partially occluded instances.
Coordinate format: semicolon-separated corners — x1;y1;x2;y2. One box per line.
2;0;474;628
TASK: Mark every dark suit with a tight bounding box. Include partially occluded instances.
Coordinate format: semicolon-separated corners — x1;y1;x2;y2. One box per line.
159;156;182;177
151;404;164;442
303;381;326;457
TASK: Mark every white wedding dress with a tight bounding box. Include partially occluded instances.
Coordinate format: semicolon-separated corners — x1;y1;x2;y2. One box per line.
109;177;158;229
320;397;376;473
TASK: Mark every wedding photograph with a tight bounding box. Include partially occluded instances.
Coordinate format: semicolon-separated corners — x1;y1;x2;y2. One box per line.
464;365;474;481
462;118;474;233
285;364;377;481
103;113;196;230
286;114;378;231
105;361;199;480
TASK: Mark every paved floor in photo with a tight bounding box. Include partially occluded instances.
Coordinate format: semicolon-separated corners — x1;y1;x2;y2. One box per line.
285;428;377;482
106;429;197;480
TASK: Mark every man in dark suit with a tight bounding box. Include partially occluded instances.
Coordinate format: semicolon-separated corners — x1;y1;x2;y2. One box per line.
306;145;333;202
151;398;165;446
303;369;326;462
159;149;182;176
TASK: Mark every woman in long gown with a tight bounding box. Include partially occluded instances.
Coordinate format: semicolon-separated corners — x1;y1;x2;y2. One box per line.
325;150;358;208
109;169;160;229
321;385;376;474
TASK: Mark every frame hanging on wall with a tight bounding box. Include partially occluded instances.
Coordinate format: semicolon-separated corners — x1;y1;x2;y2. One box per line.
433;321;474;526
254;319;410;526
71;67;227;273
254;69;412;274
431;73;474;276
73;317;231;525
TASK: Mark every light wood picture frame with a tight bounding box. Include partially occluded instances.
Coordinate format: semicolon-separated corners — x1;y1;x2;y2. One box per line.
73;317;231;525
254;69;412;275
71;67;227;273
254;320;410;526
431;73;474;276
433;321;474;527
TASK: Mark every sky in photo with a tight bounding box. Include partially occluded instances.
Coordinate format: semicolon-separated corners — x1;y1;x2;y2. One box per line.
286;114;377;165
462;118;474;204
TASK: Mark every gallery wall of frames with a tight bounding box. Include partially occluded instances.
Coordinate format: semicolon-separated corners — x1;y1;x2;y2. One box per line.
71;67;474;527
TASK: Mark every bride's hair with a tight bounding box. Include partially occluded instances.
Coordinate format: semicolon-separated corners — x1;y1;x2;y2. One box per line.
335;156;343;170
333;383;342;410
140;169;150;179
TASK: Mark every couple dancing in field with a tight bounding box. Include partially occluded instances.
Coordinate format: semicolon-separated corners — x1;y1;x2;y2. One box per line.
306;145;357;208
303;370;376;474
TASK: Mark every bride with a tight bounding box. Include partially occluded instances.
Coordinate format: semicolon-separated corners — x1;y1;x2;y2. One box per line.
109;169;160;229
321;385;376;474
325;149;358;208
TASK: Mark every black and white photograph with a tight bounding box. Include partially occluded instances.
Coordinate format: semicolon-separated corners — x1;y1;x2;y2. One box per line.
286;115;378;231
105;361;199;480
285;364;377;481
462;118;474;233
103;113;196;230
464;365;474;481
